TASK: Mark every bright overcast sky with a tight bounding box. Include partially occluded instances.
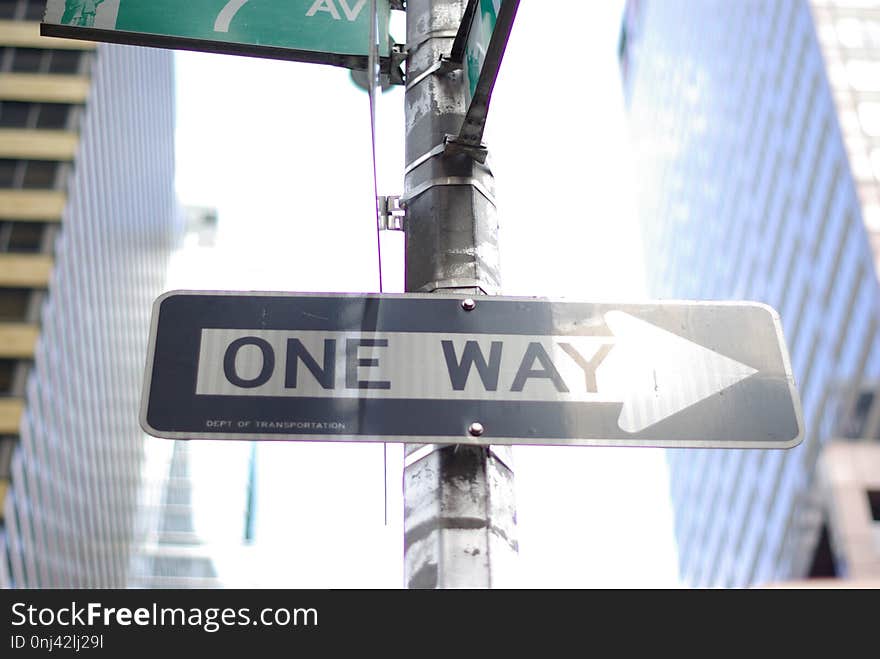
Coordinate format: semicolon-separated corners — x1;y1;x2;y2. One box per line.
168;1;681;588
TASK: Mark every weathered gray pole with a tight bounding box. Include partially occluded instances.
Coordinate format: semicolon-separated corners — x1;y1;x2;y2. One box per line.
402;0;518;588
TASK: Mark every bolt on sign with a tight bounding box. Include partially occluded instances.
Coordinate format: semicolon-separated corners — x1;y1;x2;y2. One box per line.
42;0;392;69
141;291;804;449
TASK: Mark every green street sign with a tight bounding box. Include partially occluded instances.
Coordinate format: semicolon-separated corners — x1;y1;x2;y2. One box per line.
42;0;392;70
462;0;501;107
453;0;519;146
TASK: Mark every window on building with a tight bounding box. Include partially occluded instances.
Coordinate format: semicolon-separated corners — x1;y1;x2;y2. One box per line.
0;359;15;395
152;556;217;580
24;0;44;21
0;1;15;20
839;107;860;133
819;22;839;46
867;19;880;48
833;0;880;8
836;389;874;439
35;104;70;130
0;436;14;478
866;204;880;233
807;522;839;578
836;18;865;48
871;148;880;181
0;160;16;187
0;102;31;128
10;48;43;74
846;60;880;91
21;160;57;189
0;289;31;321
868;490;880;522
846;135;873;179
160;510;195;535
859;102;880;136
46;50;82;75
5;222;46;252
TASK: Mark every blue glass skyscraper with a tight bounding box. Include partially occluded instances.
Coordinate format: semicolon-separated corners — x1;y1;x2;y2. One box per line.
620;0;880;586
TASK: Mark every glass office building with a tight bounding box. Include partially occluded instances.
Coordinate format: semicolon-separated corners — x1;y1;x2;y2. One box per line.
0;2;179;586
128;441;223;589
812;0;880;262
619;0;880;586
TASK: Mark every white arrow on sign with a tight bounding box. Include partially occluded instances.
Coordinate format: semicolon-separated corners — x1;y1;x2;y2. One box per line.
597;311;758;433
193;311;759;434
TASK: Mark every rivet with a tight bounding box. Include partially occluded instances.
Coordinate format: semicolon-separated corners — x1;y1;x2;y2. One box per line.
468;422;484;437
461;298;476;311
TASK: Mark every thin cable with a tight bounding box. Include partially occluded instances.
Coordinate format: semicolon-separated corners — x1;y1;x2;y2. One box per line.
367;0;388;526
368;0;384;295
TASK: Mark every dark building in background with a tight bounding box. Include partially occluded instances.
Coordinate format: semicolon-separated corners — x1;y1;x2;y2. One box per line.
0;0;179;586
813;440;880;581
620;0;880;586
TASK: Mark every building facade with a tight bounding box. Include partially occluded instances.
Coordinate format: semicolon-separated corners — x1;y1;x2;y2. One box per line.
128;441;223;589
812;0;880;263
620;0;880;586
815;440;880;580
0;1;179;587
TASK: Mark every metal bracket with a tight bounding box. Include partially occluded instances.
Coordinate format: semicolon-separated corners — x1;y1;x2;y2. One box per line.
404;142;446;175
377;195;406;231
417;279;498;295
404;135;489;175
443;135;489;163
406;28;458;54
389;0;406;9
401;176;496;208
405;55;460;90
404;444;514;472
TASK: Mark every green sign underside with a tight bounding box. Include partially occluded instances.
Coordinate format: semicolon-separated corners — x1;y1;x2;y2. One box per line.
45;0;391;58
463;0;501;105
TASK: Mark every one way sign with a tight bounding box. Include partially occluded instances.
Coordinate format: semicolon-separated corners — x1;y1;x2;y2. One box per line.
140;291;804;449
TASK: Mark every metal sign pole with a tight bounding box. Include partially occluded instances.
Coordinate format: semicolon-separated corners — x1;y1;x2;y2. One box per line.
402;0;517;588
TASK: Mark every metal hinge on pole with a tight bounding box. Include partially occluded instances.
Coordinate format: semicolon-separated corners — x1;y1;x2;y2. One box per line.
377;195;405;231
389;43;407;85
443;134;489;162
